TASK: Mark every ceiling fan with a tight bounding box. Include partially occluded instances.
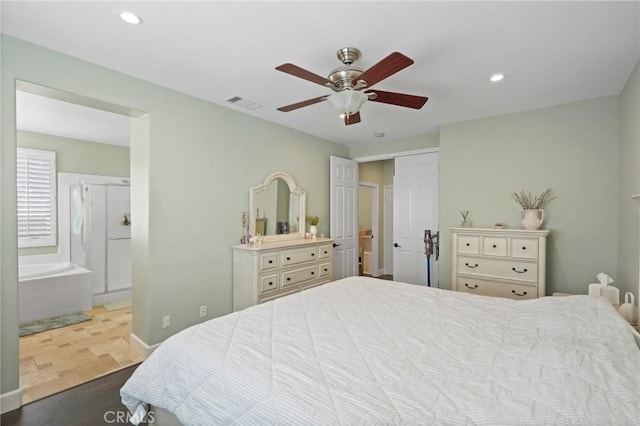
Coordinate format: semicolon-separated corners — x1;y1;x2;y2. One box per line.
275;47;428;126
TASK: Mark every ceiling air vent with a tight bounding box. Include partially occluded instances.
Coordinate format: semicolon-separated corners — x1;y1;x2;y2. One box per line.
224;96;262;110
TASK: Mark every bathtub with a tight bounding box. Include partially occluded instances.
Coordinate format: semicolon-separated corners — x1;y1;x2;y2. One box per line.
19;262;93;324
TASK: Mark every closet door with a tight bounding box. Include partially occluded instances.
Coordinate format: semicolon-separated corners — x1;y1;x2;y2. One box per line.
393;152;439;286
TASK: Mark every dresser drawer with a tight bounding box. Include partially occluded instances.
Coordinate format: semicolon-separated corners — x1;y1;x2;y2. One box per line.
318;244;332;259
482;237;507;256
511;238;539;259
457;235;480;254
281;265;317;287
457;277;537;300
259;252;278;271
318;262;331;278
457;256;538;283
259;273;279;294
281;247;317;266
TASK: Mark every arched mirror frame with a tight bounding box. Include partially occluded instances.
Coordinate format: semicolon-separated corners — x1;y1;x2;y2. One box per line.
249;171;306;242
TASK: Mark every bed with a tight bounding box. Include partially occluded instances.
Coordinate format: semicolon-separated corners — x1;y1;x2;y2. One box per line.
121;276;640;425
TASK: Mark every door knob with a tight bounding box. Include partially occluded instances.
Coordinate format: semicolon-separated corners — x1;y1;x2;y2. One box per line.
394;243;401;248
332;243;341;248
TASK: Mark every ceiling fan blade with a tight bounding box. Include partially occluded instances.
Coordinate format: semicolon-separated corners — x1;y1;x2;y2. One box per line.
344;111;361;126
355;52;414;88
277;96;328;112
275;63;333;87
367;90;428;109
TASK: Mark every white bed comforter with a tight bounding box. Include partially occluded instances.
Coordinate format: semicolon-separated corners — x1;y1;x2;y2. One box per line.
121;277;640;425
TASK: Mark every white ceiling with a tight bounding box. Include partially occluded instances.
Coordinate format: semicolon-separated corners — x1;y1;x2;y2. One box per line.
4;1;639;148
16;91;131;147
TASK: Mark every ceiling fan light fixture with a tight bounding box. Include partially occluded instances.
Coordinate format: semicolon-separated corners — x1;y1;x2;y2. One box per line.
490;73;505;82
327;89;367;116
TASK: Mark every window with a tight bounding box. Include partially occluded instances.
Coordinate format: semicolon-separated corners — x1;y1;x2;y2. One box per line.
17;148;57;247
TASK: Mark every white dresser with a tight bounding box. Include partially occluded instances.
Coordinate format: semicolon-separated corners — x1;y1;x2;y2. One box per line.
232;237;333;311
451;227;549;299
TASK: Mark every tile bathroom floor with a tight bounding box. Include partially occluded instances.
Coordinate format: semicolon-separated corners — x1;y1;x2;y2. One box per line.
19;305;145;404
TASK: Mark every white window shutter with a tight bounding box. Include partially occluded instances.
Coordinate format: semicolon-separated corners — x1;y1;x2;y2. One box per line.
17;148;57;247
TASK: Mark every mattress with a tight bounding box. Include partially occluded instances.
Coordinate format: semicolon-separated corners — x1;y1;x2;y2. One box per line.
121;276;640;425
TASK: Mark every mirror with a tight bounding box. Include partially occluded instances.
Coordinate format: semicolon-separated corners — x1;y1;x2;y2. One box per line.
250;171;306;242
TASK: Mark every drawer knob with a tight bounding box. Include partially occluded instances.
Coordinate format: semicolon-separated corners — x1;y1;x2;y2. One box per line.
466;243;470;247
512;289;528;297
465;283;478;290
324;268;328;272
268;282;273;286
286;257;291;261
268;260;273;264
311;271;315;275
492;244;497;248
311;253;315;256
286;277;291;281
512;267;528;273
465;262;479;268
522;246;527;250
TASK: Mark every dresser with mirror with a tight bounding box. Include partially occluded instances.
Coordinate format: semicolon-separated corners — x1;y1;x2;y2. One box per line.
232;171;333;311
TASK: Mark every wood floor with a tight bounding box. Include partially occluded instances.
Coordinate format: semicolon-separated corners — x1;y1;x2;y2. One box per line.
19;304;144;404
1;363;144;426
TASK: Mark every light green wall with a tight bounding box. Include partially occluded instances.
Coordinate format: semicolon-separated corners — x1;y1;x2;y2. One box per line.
17;130;130;177
1;35;348;396
17;130;130;256
358;185;373;230
440;96;621;296
350;133;439;159
617;61;640;300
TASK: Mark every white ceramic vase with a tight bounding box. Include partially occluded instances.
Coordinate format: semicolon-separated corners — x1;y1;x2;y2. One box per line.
309;225;318;238
521;209;544;230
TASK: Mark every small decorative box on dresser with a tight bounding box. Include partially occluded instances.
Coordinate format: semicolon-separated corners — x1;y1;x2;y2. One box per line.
232;237;333;311
451;227;550;299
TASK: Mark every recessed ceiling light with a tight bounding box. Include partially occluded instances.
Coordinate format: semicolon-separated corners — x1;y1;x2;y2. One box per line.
374;132;385;138
490;73;505;82
119;11;142;25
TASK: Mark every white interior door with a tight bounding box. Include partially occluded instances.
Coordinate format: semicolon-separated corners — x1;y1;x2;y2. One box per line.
330;156;358;279
393;152;439;285
384;185;394;276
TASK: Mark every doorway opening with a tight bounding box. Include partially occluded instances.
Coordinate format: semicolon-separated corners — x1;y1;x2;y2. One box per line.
15;81;146;403
349;149;439;284
358;182;379;277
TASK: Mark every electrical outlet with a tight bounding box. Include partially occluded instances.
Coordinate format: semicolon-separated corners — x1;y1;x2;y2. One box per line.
199;305;207;318
162;315;171;329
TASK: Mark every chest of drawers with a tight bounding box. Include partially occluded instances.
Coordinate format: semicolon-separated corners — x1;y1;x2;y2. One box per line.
451;227;549;299
232;238;333;311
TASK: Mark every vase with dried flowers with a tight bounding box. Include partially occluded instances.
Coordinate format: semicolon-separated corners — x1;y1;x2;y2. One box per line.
510;188;556;230
460;210;470;227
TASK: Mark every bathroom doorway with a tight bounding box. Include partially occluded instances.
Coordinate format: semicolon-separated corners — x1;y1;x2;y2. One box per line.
358;182;379;276
15;82;144;403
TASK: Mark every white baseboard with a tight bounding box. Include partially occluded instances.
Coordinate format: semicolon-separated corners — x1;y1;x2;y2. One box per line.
130;333;161;358
1;388;22;414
